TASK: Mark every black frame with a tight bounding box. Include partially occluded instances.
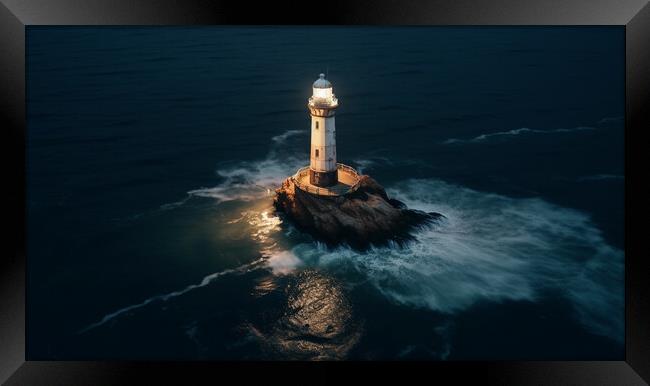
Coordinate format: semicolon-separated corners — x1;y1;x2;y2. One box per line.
1;1;648;384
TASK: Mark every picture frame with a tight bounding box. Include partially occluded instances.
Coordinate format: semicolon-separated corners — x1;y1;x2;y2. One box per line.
1;0;647;384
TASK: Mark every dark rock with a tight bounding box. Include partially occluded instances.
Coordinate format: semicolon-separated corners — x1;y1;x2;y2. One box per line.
273;174;444;249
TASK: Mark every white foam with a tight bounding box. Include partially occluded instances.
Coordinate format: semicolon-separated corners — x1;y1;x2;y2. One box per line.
271;129;305;144
286;178;624;342
443;126;596;144
352;157;393;174
597;116;623;125
266;250;303;275
186;129;307;203
577;174;624;182
79;258;265;334
159;196;191;211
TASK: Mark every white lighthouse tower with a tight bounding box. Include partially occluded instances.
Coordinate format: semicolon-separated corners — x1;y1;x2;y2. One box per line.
308;73;339;187
289;74;360;197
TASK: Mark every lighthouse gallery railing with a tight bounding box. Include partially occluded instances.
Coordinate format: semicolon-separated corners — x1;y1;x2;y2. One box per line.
291;163;361;196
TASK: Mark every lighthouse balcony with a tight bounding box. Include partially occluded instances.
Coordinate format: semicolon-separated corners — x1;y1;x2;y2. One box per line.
292;163;361;197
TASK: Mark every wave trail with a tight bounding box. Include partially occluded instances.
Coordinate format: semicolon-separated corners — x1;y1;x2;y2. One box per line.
442;126;595;144
78;259;265;334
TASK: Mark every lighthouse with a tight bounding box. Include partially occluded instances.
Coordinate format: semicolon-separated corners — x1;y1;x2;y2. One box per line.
308;74;339;187
288;74;359;197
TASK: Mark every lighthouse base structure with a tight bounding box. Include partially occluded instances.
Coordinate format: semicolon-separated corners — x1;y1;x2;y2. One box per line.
292;163;362;197
274;172;445;249
309;169;337;187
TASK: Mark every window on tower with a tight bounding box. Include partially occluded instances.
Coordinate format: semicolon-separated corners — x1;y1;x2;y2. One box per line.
315;149;319;158
315;121;319;129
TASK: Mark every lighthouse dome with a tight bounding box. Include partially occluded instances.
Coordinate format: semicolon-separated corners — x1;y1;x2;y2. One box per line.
313;73;332;88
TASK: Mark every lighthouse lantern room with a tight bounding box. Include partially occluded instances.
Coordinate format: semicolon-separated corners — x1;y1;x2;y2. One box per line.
308;74;339;187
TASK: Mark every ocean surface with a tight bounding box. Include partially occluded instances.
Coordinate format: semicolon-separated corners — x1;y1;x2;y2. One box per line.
26;27;625;360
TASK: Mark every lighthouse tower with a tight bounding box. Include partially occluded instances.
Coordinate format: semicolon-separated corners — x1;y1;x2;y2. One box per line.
308;74;339;187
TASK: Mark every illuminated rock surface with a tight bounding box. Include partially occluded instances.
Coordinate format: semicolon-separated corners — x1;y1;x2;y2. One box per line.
274;174;444;249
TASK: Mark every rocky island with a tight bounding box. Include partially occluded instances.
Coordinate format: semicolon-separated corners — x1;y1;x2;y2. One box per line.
274;167;443;249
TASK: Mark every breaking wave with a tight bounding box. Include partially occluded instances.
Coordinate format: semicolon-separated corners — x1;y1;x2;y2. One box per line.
577;174;624;182
266;250;303;275
79;258;266;334
186;129;306;203
187;157;303;202
183;129;385;204
442;126;596;144
597;116;623;125
283;179;624;342
351;157;393;174
271;129;305;144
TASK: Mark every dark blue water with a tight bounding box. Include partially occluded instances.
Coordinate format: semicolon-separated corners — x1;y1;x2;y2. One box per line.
26;27;625;360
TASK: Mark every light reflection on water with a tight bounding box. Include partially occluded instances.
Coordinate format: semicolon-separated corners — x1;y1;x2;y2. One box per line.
250;269;361;360
240;203;361;359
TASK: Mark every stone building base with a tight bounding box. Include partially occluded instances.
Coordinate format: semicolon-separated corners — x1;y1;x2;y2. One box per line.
309;169;337;187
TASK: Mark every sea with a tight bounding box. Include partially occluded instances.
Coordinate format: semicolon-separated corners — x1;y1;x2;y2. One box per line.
26;26;625;360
